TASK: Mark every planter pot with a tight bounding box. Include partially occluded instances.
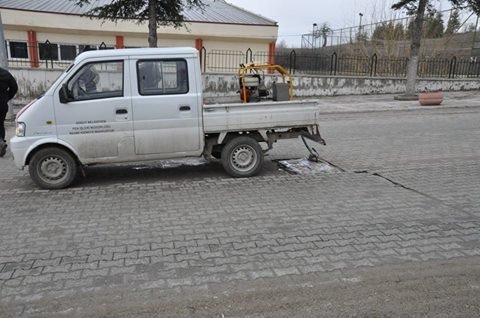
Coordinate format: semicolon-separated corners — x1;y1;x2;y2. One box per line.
419;92;444;106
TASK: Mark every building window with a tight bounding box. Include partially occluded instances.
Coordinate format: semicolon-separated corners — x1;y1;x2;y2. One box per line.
60;45;77;61
137;60;189;96
79;45;97;53
39;43;59;60
9;41;28;59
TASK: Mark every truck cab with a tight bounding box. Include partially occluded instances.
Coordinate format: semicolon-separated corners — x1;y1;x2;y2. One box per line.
12;48;205;188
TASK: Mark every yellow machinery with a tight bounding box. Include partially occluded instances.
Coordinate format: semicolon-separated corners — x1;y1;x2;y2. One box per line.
237;64;293;103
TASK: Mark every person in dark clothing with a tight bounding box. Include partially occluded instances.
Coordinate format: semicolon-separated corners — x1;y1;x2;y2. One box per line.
0;67;18;157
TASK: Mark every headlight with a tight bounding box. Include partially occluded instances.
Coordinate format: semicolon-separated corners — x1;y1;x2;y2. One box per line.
16;122;26;137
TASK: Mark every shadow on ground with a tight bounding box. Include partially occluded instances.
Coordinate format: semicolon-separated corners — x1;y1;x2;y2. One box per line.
77;159;283;187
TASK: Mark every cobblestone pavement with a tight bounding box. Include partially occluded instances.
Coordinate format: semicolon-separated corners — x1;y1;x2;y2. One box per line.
0;107;479;316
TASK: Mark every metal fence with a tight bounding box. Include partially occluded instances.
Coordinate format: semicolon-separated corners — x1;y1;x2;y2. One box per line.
201;48;480;79
7;40;480;79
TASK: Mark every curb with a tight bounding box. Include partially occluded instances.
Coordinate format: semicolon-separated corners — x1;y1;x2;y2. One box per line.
4;105;480;127
317;104;480;116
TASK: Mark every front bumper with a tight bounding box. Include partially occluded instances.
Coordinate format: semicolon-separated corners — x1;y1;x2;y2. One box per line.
9;136;39;169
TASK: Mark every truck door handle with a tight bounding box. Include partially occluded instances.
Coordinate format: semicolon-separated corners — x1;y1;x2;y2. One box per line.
116;109;128;114
179;105;191;111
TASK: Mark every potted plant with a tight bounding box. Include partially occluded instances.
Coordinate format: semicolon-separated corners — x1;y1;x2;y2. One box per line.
419;89;444;106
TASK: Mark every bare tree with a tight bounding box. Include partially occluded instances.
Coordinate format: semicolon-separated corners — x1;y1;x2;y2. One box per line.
392;0;429;99
392;0;480;99
276;40;288;50
320;23;332;47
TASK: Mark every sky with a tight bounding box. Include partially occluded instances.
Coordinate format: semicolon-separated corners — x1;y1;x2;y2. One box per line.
227;0;458;47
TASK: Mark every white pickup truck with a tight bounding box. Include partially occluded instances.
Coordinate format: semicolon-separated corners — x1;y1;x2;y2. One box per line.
11;48;325;189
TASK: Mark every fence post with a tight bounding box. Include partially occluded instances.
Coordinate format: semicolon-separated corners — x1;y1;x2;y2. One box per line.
289;50;296;74
405;57;409;77
200;46;206;73
476;57;480;77
370;53;377;77
245;48;252;64
476;58;480;77
330;52;337;76
448;56;457;79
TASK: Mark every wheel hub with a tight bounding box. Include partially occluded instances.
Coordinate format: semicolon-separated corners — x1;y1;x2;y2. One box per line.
40;157;66;180
231;146;256;171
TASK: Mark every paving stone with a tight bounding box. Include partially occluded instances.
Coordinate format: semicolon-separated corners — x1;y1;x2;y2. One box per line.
273;267;300;277
0;271;13;280
0;255;25;264
113;251;138;260
125;257;151;266
247;269;276;280
2;261;34;272
109;266;136;275
82;268;110;278
298;264;325;274
162;248;186;256
23;274;53;285
88;253;114;262
32;258;61;268
12;268;42;278
61;256;88;265
64;278;93;289
53;271;82;281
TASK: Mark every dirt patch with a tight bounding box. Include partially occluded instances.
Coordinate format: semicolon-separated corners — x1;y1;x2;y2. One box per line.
4;257;479;318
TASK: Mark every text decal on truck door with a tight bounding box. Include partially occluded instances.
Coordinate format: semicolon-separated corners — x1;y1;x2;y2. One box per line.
69;120;114;135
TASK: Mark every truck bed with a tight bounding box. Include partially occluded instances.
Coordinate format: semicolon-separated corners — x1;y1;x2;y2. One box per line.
203;100;320;133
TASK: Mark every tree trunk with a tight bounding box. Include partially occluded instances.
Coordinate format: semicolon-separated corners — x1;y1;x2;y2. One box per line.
148;0;157;48
405;0;428;96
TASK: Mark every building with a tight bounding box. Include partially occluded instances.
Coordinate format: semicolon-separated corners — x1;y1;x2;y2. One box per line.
0;0;278;71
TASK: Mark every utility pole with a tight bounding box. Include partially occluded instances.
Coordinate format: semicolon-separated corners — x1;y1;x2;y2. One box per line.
0;11;13;119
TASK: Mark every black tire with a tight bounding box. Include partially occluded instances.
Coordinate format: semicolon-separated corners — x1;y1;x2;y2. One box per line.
221;136;264;178
28;147;78;189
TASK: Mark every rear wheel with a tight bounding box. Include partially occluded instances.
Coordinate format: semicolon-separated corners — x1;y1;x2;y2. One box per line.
221;136;264;177
29;147;78;189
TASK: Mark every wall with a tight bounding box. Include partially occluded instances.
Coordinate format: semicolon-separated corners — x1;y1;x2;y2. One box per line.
11;68;480;102
12;68;63;100
203;73;480;99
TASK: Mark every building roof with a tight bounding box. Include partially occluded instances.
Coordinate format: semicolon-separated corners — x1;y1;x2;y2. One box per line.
0;0;277;26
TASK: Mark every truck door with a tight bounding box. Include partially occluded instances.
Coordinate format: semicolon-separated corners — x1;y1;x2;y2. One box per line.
54;59;134;160
130;58;202;156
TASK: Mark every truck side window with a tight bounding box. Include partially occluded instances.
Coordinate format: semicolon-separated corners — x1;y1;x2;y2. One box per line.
137;60;188;95
67;61;124;101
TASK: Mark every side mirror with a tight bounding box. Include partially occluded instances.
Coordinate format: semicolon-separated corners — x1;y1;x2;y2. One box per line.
59;83;72;103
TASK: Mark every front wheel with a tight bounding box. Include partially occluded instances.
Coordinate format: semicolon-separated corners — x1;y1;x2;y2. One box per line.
28;147;78;189
221;136;264;178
